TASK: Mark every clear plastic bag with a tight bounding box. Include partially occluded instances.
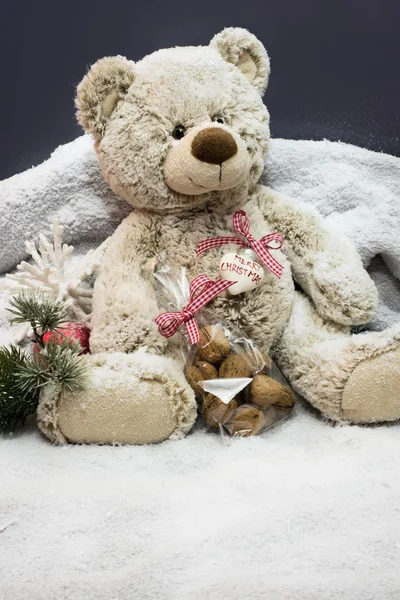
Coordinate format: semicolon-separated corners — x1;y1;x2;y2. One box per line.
154;266;295;438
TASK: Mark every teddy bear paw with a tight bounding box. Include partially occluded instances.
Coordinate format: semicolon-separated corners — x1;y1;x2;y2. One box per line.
341;346;400;423
37;350;197;445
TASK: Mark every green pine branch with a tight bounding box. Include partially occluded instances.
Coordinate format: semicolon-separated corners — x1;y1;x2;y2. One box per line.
15;339;87;396
7;294;69;345
0;345;40;434
1;294;87;435
0;341;87;435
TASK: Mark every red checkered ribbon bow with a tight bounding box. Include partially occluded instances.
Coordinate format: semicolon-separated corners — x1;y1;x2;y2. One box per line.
196;209;284;279
155;275;234;344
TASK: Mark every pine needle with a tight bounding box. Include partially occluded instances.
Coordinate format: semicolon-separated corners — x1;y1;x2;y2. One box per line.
28;339;87;394
0;345;39;434
7;293;69;332
1;295;88;435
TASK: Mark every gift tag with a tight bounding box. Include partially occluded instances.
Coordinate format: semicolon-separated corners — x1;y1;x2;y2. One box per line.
219;250;264;295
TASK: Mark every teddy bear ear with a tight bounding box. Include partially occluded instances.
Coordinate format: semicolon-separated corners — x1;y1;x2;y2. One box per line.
75;56;135;140
210;28;270;95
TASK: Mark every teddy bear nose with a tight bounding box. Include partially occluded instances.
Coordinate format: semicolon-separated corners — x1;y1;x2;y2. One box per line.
191;128;238;164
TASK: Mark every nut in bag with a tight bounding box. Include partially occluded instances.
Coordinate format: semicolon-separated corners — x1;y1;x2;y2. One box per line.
154;266;295;439
188;324;295;438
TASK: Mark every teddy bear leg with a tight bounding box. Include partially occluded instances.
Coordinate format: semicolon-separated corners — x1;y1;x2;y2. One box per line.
274;291;400;423
36;349;197;445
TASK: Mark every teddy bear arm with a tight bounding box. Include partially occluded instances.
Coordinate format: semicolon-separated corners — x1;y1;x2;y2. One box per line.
274;290;400;424
90;269;165;354
255;185;378;326
89;222;166;355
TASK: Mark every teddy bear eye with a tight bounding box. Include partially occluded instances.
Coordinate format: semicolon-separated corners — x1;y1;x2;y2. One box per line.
172;125;186;140
212;115;225;124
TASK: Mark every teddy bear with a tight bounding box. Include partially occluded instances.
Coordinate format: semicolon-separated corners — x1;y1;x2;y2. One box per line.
37;27;400;445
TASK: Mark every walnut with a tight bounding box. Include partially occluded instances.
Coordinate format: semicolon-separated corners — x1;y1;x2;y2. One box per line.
201;393;238;429
243;349;272;374
227;405;265;437
186;361;218;398
219;354;253;379
196;326;230;364
250;374;286;409
275;387;296;408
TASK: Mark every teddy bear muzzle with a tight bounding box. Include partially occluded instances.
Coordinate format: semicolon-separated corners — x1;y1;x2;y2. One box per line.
191;128;238;164
163;123;250;196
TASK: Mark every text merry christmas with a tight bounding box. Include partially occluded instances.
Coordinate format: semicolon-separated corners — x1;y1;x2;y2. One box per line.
220;255;263;286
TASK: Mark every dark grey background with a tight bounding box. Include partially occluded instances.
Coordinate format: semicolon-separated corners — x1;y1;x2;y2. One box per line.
1;0;399;181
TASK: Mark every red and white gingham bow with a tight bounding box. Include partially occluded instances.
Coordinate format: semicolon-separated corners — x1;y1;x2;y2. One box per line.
155;275;234;344
196;209;284;279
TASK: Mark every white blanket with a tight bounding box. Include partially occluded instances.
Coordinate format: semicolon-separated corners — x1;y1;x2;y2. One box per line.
1;138;400;600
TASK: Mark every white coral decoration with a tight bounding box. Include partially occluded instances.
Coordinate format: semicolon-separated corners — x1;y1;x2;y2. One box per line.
6;219;108;322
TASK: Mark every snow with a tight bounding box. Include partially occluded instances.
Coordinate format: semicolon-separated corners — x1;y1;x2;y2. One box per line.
1;408;400;599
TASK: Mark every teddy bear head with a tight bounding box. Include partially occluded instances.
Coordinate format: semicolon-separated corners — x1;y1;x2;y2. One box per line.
76;28;271;215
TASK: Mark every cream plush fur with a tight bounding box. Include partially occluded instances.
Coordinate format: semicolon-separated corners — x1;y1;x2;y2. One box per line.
38;27;400;445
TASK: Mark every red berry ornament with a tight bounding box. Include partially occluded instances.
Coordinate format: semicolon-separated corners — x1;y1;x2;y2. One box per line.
35;322;90;354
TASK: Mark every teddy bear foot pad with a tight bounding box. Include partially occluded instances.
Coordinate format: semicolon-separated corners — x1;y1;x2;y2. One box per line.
342;346;400;423
37;351;197;445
